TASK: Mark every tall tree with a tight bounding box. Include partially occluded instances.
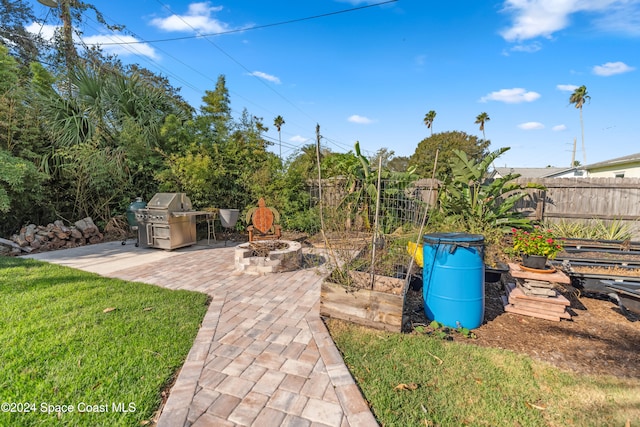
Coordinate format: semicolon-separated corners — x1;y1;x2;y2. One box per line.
475;112;490;140
201;75;232;141
367;148;410;172
368;147;395;170
387;156;410;173
409;131;490;179
34;0;124;95
569;85;590;164
423;110;436;136
273;115;285;159
0;0;39;65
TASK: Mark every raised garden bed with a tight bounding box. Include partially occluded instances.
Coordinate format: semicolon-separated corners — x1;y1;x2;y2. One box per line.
320;241;418;332
320;271;411;332
561;238;640;252
602;280;640;315
552;240;640;296
556;249;640;266
559;261;640;293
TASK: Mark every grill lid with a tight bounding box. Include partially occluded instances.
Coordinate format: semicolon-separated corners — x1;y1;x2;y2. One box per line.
146;193;193;212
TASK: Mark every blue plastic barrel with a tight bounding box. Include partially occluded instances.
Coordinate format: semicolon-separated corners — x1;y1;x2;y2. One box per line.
422;233;485;329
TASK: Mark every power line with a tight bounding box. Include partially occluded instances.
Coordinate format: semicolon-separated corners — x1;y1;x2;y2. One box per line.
151;0;344;149
84;14;318;155
84;2;390;152
82;14;284;124
90;0;398;47
152;0;323;126
32;1;391;156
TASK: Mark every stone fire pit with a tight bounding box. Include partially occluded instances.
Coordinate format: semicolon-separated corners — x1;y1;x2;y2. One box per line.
234;240;302;275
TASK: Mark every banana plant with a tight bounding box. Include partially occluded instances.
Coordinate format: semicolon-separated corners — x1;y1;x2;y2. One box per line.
438;147;544;231
334;141;418;232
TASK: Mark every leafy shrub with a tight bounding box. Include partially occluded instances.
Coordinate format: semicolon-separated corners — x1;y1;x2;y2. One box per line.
545;218;635;241
282;207;321;234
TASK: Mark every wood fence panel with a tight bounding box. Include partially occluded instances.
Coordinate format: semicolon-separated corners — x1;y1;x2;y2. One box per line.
513;178;640;224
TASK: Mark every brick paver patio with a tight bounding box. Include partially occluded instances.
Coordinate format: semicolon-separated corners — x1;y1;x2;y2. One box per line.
27;241;377;426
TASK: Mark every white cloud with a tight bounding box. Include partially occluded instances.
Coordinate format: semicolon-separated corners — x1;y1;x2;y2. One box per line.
592;4;640;36
592;61;635;76
26;23;158;59
500;0;640;42
557;84;578;92
552;124;567;131
83;34;158;59
518;122;545;130
509;42;543;53
480;88;541;103
248;71;281;84
150;2;229;33
26;22;56;39
290;135;309;143
348;115;374;124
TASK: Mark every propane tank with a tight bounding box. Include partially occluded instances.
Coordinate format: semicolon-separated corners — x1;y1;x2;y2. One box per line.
126;197;146;227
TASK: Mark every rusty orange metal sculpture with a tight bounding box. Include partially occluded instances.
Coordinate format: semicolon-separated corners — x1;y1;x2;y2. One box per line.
246;198;282;242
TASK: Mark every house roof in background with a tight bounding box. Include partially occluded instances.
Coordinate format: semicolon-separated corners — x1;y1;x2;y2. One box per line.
580;152;640;170
493;167;572;178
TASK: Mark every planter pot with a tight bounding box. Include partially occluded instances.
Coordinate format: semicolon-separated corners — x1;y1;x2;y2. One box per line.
219;209;239;229
522;254;548;270
484;262;509;283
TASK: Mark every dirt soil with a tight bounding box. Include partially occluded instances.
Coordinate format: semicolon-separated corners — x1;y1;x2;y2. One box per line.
405;276;640;378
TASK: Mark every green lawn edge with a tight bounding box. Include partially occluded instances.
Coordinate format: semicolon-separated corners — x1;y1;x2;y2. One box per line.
326;319;640;427
0;257;209;426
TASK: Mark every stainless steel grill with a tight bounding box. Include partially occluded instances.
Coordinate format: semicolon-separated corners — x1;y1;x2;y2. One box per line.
135;193;209;250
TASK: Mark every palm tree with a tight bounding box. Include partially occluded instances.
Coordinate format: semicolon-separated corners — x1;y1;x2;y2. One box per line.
273;115;285;159
423;110;436;136
475;112;490;140
569;85;590;164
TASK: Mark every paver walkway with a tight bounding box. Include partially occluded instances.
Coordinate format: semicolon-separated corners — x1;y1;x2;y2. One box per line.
26;241;378;427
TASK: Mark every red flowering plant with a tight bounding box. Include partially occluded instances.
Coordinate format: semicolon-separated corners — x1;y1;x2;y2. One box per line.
511;226;564;259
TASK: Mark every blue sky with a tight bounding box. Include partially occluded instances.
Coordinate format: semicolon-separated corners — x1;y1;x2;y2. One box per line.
29;0;640;168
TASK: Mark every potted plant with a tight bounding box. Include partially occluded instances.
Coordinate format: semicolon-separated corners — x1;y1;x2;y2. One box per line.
512;226;564;269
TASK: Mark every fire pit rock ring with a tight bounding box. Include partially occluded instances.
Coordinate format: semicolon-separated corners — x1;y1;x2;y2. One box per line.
234;240;302;275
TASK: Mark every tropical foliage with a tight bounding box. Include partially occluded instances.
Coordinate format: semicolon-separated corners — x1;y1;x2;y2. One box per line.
436;147;543;232
322;141;419;233
423;110;436;135
475;112;490;140
544;218;635;241
569;85;590;164
0;0;564;243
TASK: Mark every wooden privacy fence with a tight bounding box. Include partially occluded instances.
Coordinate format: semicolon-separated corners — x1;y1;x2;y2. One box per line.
310;176;640;236
513;177;640;226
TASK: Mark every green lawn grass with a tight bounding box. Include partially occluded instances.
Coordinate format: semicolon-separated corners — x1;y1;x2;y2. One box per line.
0;257;209;426
327;319;640;427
